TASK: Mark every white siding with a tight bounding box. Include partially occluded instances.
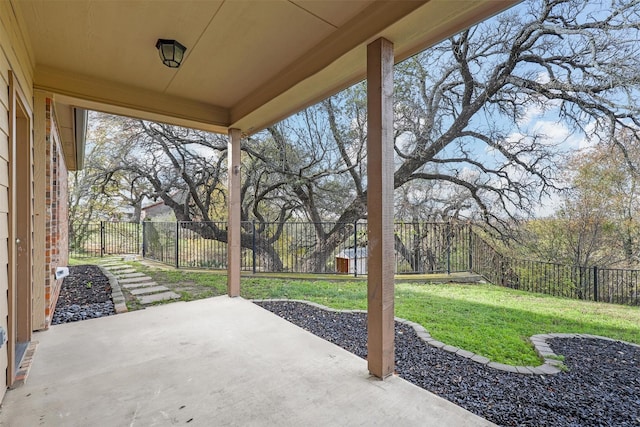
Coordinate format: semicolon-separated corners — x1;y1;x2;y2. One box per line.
0;0;35;398
0;57;10;401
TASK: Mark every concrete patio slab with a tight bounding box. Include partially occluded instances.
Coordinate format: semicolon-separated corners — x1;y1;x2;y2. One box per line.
0;297;494;427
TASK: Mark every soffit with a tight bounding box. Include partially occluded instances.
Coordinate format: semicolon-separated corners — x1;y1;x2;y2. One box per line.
52;102;77;170
16;0;519;135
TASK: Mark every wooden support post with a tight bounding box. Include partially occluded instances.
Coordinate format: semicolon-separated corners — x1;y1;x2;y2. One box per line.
366;38;394;379
32;91;47;331
227;128;242;297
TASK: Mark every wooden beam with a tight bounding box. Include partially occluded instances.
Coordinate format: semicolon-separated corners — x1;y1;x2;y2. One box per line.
366;38;394;379
227;128;242;297
35;66;230;134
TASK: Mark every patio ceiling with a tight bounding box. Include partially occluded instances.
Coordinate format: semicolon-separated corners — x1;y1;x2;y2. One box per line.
15;0;519;165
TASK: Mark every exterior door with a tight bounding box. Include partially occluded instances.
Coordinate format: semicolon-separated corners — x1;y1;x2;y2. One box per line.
7;71;33;386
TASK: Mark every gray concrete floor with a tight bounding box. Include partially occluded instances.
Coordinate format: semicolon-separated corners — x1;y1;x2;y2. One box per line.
0;296;494;426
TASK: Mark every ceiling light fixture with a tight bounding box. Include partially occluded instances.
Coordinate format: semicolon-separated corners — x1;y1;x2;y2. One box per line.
156;39;187;68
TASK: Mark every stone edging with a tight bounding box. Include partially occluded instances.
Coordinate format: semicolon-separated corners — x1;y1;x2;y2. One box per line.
97;266;128;314
252;298;640;376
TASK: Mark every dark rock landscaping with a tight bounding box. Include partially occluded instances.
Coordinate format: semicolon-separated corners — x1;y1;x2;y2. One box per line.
52;265;115;325
256;300;640;427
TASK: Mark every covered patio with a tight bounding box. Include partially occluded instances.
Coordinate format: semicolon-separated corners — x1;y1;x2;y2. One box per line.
0;0;519;414
0;296;493;426
12;0;518;381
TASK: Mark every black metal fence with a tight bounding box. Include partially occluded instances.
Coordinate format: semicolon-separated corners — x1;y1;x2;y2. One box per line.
70;220;640;305
142;221;254;270
251;221;358;274
141;221;471;275
471;233;640;305
69;221;140;258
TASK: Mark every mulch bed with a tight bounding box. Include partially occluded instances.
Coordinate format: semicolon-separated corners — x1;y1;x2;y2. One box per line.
256;300;640;427
51;265;115;325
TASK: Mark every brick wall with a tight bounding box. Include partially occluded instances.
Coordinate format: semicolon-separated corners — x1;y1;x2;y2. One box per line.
44;99;69;326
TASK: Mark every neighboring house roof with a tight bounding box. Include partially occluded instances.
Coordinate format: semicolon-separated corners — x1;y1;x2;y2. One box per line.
141;190;189;219
141;200;165;212
141;201;173;220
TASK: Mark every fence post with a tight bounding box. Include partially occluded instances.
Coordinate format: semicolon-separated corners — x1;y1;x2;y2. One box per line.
142;222;146;258
252;220;257;274
468;225;473;272
593;266;598;302
354;221;358;278
100;221;105;258
446;223;451;275
175;222;180;269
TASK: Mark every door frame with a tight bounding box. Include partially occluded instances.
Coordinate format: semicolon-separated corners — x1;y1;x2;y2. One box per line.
7;71;33;386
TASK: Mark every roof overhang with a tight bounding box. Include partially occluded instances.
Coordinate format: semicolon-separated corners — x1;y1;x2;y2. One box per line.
52;100;86;171
15;0;520;168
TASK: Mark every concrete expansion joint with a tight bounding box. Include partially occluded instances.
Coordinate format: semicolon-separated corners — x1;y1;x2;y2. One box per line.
255;299;638;376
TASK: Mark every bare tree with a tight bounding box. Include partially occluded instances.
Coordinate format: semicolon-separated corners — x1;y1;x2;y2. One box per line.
68;113;139;252
245;0;640;270
104;119;299;270
80;0;640;273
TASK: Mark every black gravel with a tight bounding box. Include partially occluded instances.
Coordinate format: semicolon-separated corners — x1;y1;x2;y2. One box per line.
256;300;640;427
52;265;115;325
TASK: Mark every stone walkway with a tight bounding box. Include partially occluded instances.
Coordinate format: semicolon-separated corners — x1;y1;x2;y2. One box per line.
99;258;180;307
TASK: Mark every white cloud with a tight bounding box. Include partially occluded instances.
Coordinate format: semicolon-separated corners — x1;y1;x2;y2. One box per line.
517;103;545;127
532;120;570;142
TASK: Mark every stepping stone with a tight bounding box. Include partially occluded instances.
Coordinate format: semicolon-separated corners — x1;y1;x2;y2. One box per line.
121;282;159;290
111;268;137;275
129;285;171;296
119;276;153;284
114;271;144;278
138;291;181;304
103;265;130;271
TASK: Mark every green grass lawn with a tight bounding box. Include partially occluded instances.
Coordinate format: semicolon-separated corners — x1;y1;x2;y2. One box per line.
237;277;639;366
75;258;640;366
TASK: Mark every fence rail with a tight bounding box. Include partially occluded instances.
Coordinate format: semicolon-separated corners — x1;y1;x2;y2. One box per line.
70;220;640;305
